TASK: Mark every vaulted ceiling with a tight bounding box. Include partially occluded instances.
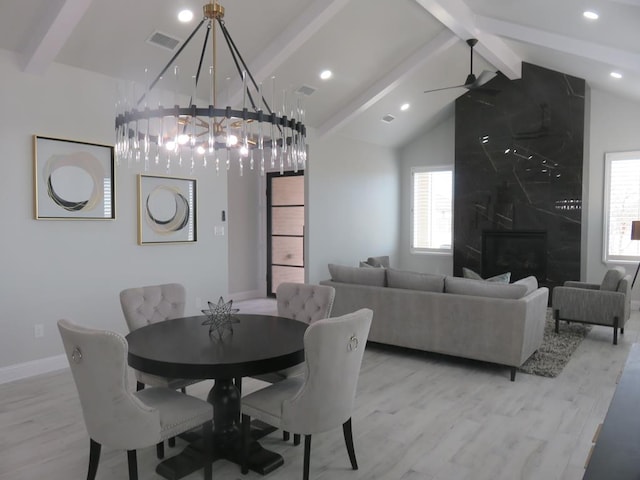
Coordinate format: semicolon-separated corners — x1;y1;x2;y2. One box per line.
1;0;638;149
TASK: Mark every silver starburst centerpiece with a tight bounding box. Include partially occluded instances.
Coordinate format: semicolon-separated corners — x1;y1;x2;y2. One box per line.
201;296;240;339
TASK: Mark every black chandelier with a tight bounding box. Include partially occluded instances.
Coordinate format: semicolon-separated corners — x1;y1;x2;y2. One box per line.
115;1;307;175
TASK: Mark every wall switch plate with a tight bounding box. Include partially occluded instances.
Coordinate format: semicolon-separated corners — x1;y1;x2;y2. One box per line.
34;324;44;338
214;226;225;236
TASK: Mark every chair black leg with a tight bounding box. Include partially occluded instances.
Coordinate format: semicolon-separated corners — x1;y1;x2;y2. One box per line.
181;387;187;394
283;431;290;441
294;433;301;446
168;437;176;447
156;442;164;459
554;310;560;333
203;420;212;480
510;367;516;382
241;414;250;475
87;439;101;480
342;418;358;470
127;450;138;480
136;381;144;391
235;377;242;396
614;317;619;345
303;435;312;480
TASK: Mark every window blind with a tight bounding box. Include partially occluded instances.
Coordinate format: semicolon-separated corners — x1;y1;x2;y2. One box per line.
412;169;452;250
606;155;640;260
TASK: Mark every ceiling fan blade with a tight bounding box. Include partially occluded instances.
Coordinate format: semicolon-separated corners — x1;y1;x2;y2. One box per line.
423;84;466;94
469;70;497;89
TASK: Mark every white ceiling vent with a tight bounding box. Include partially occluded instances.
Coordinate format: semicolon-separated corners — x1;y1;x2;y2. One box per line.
381;114;395;123
295;85;316;96
147;31;181;51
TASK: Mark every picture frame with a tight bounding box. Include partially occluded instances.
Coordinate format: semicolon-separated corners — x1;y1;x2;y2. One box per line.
138;174;197;245
33;135;115;220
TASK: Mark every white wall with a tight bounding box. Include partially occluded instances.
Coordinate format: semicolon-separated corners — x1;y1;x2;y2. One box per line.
584;88;640;289
227;169;262;298
0;49;229;369
397;113;455;274
306;133;400;283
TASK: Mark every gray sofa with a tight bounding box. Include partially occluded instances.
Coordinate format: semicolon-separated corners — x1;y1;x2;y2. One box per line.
320;265;549;380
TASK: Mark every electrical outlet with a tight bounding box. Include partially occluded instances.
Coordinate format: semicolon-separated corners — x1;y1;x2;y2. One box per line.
214;225;225;236
34;324;44;338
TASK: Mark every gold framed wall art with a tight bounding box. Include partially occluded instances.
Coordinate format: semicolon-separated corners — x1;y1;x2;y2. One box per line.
34;136;115;220
138;174;197;245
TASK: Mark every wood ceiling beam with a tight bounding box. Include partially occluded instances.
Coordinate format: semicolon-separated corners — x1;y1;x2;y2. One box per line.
413;0;522;79
21;0;94;75
317;30;458;139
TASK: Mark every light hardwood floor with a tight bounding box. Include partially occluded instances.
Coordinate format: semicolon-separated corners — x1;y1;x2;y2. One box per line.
1;299;638;480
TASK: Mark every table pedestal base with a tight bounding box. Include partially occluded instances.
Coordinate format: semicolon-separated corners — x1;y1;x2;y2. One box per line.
154;379;283;479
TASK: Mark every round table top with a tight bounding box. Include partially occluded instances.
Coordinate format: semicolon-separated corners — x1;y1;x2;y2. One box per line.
126;314;307;380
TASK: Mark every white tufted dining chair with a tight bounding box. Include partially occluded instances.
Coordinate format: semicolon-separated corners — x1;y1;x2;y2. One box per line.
240;308;372;480
120;283;204;457
120;283;202;391
57;319;213;480
276;282;336;325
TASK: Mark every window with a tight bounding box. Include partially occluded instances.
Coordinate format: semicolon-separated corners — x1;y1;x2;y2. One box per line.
604;151;640;262
411;166;453;252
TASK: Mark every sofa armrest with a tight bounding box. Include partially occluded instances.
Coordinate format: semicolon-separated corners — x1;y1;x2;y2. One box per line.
563;281;600;290
552;286;626;326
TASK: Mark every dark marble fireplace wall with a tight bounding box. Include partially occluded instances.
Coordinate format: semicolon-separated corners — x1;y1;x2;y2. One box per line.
453;62;585;290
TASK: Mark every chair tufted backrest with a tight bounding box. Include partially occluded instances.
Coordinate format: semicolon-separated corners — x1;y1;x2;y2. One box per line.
57;319;161;449
281;308;372;434
276;282;335;325
120;283;186;332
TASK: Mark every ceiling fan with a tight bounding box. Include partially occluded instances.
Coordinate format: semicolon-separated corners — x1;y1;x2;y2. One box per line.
424;38;498;94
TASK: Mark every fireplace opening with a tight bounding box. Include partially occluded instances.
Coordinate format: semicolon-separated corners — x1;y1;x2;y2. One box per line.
482;230;547;283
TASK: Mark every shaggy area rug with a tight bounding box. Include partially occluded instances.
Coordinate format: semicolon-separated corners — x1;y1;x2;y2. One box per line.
518;309;591;378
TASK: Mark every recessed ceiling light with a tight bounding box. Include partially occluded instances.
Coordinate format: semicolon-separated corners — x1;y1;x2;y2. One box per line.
583;10;599;20
400;103;410;111
320;70;332;80
178;9;194;22
610;71;623;79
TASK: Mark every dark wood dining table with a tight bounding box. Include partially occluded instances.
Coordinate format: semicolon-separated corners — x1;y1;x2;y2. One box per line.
126;313;308;479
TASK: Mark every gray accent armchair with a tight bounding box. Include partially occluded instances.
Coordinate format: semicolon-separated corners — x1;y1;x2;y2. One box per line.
240;308;372;480
57;319;213;480
552;267;631;344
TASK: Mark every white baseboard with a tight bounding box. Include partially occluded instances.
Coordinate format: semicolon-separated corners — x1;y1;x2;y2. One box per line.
0;354;68;385
230;290;264;302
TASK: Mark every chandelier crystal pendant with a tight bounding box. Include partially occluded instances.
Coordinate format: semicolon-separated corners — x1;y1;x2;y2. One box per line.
114;1;307;176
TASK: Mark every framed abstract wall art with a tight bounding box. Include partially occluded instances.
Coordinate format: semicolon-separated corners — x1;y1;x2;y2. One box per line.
33;136;115;220
138;174;197;245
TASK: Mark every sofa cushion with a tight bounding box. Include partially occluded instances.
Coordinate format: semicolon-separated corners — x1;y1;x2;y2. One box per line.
444;276;528;299
359;261;383;268
513;276;538;296
462;267;511;283
366;256;390;268
601;266;626;291
386;268;445;292
328;264;386;286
